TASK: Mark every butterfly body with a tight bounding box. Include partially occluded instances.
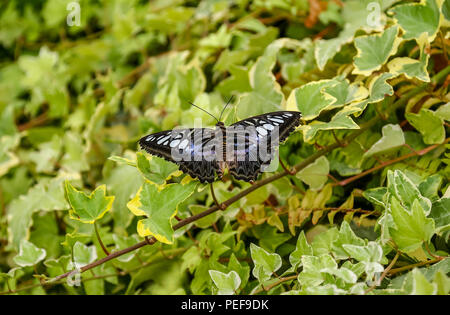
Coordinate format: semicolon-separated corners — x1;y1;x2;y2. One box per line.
139;111;301;183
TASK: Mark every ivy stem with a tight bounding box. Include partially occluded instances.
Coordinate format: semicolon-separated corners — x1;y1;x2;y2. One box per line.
252;275;298;295
364;250;400;295
94;222;110;256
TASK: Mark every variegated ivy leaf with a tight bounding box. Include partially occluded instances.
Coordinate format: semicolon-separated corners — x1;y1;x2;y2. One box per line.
65;181;115;224
250;243;282;283
363;124;405;157
72;241;97;269
389;0;441;41
388;45;430;82
387;170;432;214
136;152;182;186
13;240;46;267
349;72;395;115
353;25;401;76
209;270;241;295
286;79;337;121
406;109;445;144
301;106;360;142
0;134;20;177
127;181;197;244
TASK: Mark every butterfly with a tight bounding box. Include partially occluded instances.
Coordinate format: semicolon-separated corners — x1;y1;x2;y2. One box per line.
139;104;301;183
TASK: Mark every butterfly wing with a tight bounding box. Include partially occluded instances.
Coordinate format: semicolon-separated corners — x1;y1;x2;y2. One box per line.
226;111;301;181
139;128;220;183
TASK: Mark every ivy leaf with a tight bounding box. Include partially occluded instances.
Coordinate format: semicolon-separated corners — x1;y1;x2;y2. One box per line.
430;198;450;234
136;152;182;186
296;156;329;191
363;124;405;158
332;221;366;260
387;170;432;214
72;241;97;269
209;270;241;295
286;79;337;120
389;0;441;41
127;181;197;244
388;53;430;82
13;240;46;267
389;197;435;253
289;231;313;271
301;106;360;142
250;243;282;283
65;181;115;224
342;241;385;280
353;25;401;76
406;109;445;144
297;254;337;286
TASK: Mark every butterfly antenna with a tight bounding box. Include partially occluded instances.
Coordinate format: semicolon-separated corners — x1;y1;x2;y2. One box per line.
189;101;219;123
218;96;234;122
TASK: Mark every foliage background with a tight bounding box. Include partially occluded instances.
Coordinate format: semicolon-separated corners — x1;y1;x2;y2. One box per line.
0;0;449;295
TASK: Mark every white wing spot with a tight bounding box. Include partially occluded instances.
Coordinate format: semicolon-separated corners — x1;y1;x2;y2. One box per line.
170;139;181;148
179;139;189;150
269;117;284;123
263;123;274;131
157;135;170;144
256;126;268;136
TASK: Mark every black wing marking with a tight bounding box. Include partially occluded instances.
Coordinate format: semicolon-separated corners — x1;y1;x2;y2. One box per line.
227;111;301;181
139;128;220;183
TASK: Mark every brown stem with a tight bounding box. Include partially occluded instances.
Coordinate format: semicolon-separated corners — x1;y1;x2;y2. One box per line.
94;222;110;256
364;250;400;294
253;275;298;295
336;138;449;187
387;258;446;276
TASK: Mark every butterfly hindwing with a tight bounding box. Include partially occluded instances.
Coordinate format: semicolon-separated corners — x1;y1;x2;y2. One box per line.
227;111;301;181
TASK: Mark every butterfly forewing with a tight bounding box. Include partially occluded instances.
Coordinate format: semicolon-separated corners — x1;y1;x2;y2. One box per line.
139;111;301;183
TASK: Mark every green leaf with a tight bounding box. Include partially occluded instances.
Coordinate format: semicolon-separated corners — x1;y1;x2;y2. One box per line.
250;243;282;283
7;176;69;249
411;268;437;295
389;0;441;41
406;109;445;144
363;124;405;157
72;241;97;269
296;156;329;191
430;198;450;233
65;182;115;224
286;79;337;120
189;204;221;229
332;221;366;260
389;197;435;253
387;170;432;214
387;53;430;82
353;25;401;76
13;240;46;267
127;181;197;244
301;106;360;142
298;254;337;286
136;152;182;186
289;231;313;271
209;270;241;295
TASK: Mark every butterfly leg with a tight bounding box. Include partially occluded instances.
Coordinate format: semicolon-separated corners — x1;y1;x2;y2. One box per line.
210;182;226;210
279;156;296;175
